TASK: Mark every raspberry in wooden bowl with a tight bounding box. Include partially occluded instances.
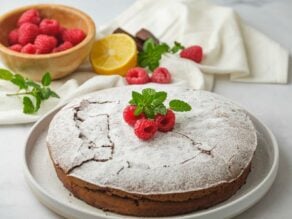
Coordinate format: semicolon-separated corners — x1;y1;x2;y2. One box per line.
0;4;95;81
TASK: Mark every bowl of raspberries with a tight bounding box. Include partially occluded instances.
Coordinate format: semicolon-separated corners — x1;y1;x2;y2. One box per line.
0;4;95;81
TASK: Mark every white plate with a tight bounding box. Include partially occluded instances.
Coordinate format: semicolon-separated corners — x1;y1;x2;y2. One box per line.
23;107;279;219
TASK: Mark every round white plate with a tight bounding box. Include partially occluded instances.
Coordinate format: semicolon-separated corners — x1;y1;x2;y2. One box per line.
23;107;279;219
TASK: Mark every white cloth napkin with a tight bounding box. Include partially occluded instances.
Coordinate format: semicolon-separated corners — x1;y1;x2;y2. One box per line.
0;0;289;125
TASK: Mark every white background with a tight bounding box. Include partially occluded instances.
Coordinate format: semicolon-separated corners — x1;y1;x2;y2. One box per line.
0;0;291;218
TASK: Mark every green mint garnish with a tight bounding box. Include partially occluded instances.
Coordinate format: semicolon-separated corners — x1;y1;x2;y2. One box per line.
0;69;14;80
0;69;59;114
170;41;185;53
129;88;191;119
23;96;35;114
169;99;192;112
138;38;185;71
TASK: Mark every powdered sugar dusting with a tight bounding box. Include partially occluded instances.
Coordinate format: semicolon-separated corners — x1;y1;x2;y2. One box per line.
47;85;257;194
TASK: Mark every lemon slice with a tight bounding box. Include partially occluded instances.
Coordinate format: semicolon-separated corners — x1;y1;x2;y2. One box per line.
90;33;137;76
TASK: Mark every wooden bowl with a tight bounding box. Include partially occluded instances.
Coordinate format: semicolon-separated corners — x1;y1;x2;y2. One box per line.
0;4;95;81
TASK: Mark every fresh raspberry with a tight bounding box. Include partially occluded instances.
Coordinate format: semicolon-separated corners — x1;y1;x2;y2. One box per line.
151;67;172;84
62;28;86;45
21;43;36;54
18;23;39;45
8;29;19;45
123;105;145;126
134;118;158;140
53;41;73;53
17;9;41;27
56;26;66;44
34;34;57;54
39;19;60;36
180;45;203;63
125;67;150;84
155;109;175;132
9;44;22;52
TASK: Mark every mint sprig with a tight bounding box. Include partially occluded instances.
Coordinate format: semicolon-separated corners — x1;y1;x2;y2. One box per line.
138;38;185;71
129;88;191;119
0;69;59;114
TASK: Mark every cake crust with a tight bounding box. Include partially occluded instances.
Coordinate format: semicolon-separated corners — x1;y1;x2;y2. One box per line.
53;161;251;216
47;85;257;216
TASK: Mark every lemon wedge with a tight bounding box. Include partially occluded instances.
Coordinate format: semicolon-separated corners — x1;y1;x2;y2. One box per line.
90;33;137;76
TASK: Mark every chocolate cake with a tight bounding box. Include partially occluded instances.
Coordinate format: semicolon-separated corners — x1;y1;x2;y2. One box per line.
47;85;257;216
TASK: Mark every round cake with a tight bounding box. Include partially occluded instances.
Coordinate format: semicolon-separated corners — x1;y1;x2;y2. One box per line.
47;85;257;216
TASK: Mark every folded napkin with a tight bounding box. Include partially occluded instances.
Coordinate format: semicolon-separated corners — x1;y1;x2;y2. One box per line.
0;0;288;125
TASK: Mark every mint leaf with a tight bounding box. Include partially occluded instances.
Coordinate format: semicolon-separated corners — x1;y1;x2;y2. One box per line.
40;87;51;99
142;88;156;104
132;91;143;105
142;88;156;96
23;97;35;114
148;60;160;72
143;38;156;51
169;99;192;112
41;72;51;86
134;105;143;116
154;104;167;115
129;99;136;105
157;43;170;54
144;105;155;119
152;91;167;106
138;50;161;71
0;69;13;80
33;92;42;111
11;74;27;90
170;41;185;53
49;90;60;98
26;80;41;89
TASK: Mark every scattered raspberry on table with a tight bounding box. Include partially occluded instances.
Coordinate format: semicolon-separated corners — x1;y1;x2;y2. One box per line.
180;45;203;63
125;67;150;84
151;67;172;84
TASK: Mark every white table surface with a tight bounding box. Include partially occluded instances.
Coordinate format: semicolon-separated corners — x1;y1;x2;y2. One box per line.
0;0;291;218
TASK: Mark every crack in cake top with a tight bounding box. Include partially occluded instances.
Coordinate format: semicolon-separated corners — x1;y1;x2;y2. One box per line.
47;85;257;194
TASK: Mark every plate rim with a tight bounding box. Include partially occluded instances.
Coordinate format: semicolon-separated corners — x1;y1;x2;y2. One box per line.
23;106;279;219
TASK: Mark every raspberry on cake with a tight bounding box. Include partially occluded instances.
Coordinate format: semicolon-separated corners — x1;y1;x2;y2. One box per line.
47;85;257;217
134;118;158;140
123;105;145;126
155;109;175;132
